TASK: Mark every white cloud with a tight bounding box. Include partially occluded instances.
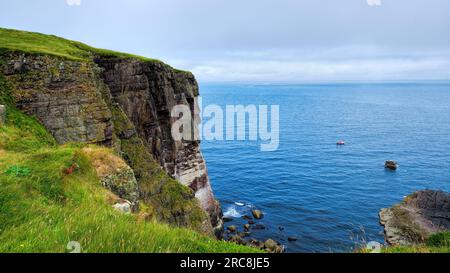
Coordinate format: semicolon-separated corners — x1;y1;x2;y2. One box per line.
66;0;81;6
172;54;450;83
367;0;381;6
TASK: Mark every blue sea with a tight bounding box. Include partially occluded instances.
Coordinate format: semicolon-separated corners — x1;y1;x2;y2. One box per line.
199;83;450;253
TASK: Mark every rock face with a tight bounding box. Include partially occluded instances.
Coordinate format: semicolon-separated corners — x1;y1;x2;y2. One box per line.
3;55;113;145
379;190;450;246
1;52;222;236
94;58;222;234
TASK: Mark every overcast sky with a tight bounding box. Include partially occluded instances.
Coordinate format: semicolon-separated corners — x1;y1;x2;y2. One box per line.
1;0;450;82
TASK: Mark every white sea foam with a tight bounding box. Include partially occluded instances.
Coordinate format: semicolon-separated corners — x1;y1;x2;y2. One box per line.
223;206;242;218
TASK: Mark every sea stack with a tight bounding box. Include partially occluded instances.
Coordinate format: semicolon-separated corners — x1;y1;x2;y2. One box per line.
385;160;398;170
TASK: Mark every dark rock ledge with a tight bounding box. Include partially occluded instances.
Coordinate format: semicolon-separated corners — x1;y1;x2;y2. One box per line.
379;190;450;246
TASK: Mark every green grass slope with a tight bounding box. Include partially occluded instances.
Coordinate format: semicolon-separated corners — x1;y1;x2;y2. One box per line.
381;232;450;253
0;27;162;63
0;76;259;253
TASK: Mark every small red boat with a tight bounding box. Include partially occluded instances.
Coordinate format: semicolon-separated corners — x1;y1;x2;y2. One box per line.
336;140;345;145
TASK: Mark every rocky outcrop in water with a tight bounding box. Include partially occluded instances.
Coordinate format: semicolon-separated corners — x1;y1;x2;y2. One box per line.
385;160;398;171
379;190;450;245
1;51;222;236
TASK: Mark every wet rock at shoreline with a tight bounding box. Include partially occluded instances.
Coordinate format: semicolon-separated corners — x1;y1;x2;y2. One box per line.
248;239;265;249
228;235;246;245
244;238;285;253
244;224;250;231
379;190;450;246
227;225;237;233
237;231;250;238
264;239;284;253
252;209;264;219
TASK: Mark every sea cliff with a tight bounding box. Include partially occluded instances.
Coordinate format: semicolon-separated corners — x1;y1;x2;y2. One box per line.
0;27;222;237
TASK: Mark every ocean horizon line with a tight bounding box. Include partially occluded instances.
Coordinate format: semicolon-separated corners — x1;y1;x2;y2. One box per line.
200;79;450;86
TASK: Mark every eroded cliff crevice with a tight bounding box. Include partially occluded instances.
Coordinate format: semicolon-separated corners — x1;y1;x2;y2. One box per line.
0;52;223;237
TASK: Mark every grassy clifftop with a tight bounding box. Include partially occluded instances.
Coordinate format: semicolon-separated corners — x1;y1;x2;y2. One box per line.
0;27;163;64
0;91;258;253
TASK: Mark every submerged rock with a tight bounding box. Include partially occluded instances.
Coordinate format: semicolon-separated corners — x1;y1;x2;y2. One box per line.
379;190;450;246
223;217;234;223
252;224;266;230
385;160;398;170
237;231;250;238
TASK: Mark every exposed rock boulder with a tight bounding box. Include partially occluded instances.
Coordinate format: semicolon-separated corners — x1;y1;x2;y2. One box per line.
252;209;264;219
379;190;450;246
264;239;284;253
113;200;132;214
248;239;265;249
228;235;246;245
264;239;277;250
244;224;250;231
385;160;398;170
227;225;237;233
